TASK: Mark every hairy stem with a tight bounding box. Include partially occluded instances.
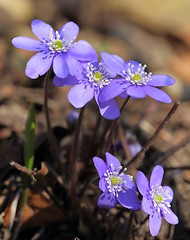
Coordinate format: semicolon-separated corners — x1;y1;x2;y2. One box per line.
70;106;85;215
44;70;60;169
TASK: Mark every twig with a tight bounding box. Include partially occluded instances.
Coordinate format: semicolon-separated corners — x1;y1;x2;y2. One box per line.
133;215;149;231
157;135;190;165
164;166;190;171
10;161;36;179
126;101;180;167
31;228;45;240
44;161;64;186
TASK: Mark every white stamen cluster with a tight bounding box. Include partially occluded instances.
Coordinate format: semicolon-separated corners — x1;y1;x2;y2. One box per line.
104;163;128;197
47;29;75;53
86;63;111;88
150;184;172;214
123;62;152;86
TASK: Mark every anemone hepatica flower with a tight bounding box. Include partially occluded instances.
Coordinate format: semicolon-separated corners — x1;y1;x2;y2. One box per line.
136;165;178;236
12;19;95;79
99;52;175;103
54;59;120;120
93;152;140;209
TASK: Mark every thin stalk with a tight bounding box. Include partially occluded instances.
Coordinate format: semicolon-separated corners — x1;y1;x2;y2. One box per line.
91;114;102;145
117;122;132;160
126;101;180;167
156;135;190;165
104;96;130;151
126;211;135;238
44;70;60;169
70;106;85;214
84;115;102;161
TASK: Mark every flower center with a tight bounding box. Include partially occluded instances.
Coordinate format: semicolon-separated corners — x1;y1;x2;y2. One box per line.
154;195;164;204
123;62;152;86
150;184;172;213
110;176;122;185
52;39;64;51
103;163;132;197
86;63;111;88
132;73;141;81
93;71;103;82
47;29;74;53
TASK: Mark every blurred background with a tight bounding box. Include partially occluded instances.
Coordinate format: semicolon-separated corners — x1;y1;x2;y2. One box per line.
2;0;190;99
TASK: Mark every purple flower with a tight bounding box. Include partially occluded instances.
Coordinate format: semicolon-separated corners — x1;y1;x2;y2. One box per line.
93;152;140;209
66;110;79;130
12;19;95;79
54;59;120;120
136;165;179;236
99;52;175;103
128;141;142;158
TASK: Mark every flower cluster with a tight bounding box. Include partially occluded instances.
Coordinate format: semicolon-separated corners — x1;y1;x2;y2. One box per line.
93;152;140;209
93;155;178;236
12;19;179;237
12;19;175;119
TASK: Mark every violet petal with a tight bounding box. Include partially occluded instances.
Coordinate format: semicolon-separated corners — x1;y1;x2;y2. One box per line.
96;95;120;120
141;197;153;214
53;75;78;87
70;43;97;62
97;192;118;209
144;85;172;103
162;186;174;203
163;209;179;225
105;152;121;170
149;213;162;237
150;165;164;187
99;178;107;192
12;37;42;51
59;21;79;42
127;85;146;98
31;19;52;41
93;156;107;178
68;83;94;108
136;171;149;196
25;52;53;79
101;52;125;74
53;54;69;78
99;79;128;102
65;54;83;79
148;75;175;87
117;189;140;210
124;60;141;72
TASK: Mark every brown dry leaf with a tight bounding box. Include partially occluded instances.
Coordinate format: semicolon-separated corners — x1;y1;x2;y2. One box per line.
3;190;64;229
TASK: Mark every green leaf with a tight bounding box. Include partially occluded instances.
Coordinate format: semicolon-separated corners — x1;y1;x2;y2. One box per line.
24;104;36;170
